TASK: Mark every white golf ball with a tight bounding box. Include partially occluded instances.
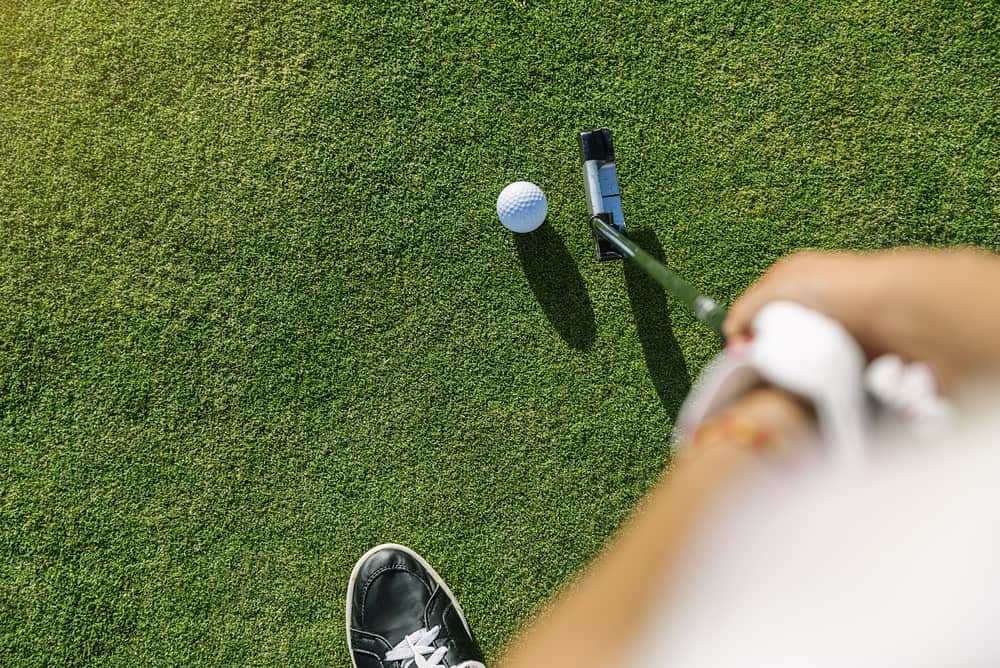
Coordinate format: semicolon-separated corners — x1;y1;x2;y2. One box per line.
496;181;547;233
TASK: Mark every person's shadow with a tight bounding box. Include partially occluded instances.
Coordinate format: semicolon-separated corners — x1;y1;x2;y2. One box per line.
514;224;596;351
622;230;690;418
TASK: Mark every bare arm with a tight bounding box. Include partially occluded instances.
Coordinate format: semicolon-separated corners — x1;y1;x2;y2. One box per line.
498;246;1000;667
497;387;815;668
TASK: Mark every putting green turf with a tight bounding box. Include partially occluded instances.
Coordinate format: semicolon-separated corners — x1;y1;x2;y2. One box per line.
1;0;997;664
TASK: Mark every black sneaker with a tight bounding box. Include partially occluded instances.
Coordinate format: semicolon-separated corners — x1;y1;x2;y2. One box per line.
347;543;486;668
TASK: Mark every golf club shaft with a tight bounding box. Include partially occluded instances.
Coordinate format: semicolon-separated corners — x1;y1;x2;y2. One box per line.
591;216;728;338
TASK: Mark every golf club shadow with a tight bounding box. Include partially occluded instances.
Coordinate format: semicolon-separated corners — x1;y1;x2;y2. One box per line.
623;230;691;418
514;224;596;351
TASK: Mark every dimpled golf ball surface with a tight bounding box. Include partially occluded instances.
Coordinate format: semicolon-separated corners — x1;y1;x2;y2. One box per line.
496;181;547;233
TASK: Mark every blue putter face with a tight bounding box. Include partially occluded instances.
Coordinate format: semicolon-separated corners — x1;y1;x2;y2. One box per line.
579;128;626;261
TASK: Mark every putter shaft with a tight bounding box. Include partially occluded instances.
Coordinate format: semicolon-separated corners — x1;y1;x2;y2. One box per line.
591;216;728;337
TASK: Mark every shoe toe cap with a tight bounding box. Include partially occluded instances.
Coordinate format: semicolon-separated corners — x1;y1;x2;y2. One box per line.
350;546;435;640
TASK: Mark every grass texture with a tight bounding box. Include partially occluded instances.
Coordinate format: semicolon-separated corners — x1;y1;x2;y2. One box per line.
1;0;997;664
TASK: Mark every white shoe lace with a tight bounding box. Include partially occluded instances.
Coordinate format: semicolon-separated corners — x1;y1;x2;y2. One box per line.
384;625;486;668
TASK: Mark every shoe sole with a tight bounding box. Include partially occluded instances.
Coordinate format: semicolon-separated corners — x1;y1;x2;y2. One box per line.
346;543;475;668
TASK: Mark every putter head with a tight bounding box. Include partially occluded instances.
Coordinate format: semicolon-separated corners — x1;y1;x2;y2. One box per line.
579;128;626;261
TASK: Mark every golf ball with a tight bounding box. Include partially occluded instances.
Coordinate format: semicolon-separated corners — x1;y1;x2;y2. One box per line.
496;181;547;233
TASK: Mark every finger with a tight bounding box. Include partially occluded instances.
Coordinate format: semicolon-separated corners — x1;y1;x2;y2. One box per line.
722;307;752;341
724;274;782;340
724;252;819;340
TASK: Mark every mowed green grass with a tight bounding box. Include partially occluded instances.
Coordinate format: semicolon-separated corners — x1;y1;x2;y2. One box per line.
1;0;996;664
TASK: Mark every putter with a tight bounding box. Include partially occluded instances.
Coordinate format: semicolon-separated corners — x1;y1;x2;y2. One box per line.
579;128;728;338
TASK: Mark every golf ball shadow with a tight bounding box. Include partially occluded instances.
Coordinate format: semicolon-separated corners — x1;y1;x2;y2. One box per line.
514;223;596;351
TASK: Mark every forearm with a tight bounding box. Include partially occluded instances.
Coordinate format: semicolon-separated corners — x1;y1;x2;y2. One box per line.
498;387;815;668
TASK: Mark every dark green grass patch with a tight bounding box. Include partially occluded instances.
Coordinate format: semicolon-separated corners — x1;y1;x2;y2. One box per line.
1;0;997;664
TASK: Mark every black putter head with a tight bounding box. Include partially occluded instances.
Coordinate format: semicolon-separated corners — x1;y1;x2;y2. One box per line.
579;128;626;261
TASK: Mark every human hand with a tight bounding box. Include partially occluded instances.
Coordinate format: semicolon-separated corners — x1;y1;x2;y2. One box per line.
724;251;883;350
686;385;817;457
724;248;1000;390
